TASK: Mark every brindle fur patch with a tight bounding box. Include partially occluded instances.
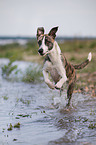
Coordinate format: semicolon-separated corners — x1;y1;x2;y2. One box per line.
44;55;51;63
37;35;44;46
61;54;90;106
73;59;89;69
37;27;44;40
45;35;54;51
37;34;54;50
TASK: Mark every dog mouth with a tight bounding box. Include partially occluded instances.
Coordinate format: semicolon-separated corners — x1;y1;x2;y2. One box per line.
38;51;45;56
38;49;48;56
38;48;45;56
39;53;45;56
38;49;53;56
39;51;49;56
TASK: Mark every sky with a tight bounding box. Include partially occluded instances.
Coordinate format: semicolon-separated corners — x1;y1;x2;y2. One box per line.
0;0;96;37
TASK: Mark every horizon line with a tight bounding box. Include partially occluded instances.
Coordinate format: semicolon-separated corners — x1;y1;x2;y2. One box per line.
0;36;96;39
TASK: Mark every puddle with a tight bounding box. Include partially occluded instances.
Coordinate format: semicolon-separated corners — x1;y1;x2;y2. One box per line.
0;58;96;145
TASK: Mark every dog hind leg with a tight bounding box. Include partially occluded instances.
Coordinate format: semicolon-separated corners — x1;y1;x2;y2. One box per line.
66;76;76;107
67;82;75;107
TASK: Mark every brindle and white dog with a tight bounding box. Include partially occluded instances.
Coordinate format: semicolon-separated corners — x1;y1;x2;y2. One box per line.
36;27;92;106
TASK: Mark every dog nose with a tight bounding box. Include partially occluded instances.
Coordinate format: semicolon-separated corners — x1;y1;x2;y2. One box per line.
38;48;43;54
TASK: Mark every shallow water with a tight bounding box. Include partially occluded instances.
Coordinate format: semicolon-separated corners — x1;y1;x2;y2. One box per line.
0;59;96;145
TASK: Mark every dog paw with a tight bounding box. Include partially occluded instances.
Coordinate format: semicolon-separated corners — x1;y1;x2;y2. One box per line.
55;83;62;90
55;84;62;90
48;83;55;90
55;86;60;90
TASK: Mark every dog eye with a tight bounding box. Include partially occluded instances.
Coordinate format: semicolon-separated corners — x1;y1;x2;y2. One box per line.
38;40;42;46
45;39;49;45
46;41;49;44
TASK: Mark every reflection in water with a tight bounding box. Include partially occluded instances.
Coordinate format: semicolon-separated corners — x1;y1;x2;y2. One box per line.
0;59;96;145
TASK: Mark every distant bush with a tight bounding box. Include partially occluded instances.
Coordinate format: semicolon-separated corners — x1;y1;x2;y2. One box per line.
2;60;17;78
25;40;38;55
69;56;76;61
79;44;84;48
59;39;96;52
89;41;96;48
0;42;20;50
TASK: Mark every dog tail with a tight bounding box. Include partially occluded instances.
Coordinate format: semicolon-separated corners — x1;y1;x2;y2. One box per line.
73;52;92;70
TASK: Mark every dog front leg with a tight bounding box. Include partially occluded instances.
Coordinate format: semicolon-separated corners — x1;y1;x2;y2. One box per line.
43;70;55;89
55;64;67;89
55;77;67;89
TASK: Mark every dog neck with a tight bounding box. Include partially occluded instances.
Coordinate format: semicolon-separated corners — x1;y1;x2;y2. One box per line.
48;41;61;64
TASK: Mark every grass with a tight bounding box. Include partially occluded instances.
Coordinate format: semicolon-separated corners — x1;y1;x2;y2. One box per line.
7;122;21;131
2;59;17;78
0;39;38;61
88;123;96;129
0;43;24;60
22;65;43;83
2;96;9;100
59;39;96;53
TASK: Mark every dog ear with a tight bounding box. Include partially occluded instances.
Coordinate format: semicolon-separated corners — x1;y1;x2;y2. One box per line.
36;27;44;40
48;27;58;39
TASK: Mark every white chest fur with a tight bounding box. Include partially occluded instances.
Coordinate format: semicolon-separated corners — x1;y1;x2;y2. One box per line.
43;41;67;89
48;41;67;88
49;41;67;78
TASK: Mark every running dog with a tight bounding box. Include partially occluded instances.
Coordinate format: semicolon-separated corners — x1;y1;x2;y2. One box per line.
36;27;92;106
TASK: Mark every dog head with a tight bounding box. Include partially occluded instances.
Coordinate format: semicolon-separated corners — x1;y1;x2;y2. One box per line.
36;27;58;56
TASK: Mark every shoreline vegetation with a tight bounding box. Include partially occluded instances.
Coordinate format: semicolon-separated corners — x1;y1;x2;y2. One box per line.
0;38;96;97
